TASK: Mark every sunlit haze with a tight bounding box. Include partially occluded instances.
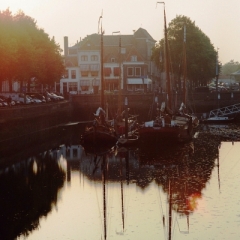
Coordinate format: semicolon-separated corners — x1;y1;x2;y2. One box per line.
1;0;239;64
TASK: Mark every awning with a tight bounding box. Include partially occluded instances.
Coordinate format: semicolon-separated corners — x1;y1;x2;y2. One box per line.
80;80;90;86
90;64;99;71
127;78;152;84
80;64;89;71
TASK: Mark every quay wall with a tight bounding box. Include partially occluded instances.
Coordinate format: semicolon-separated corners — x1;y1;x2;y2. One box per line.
71;91;240;121
1;91;240;155
0;101;73;156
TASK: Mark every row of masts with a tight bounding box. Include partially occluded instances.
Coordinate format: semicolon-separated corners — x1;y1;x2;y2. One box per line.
99;2;188;115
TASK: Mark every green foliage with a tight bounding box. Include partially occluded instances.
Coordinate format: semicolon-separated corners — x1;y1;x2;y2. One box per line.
221;60;240;75
152;15;217;89
0;9;65;92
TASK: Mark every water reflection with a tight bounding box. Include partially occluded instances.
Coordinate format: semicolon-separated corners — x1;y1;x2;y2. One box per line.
1;127;237;240
0;151;66;240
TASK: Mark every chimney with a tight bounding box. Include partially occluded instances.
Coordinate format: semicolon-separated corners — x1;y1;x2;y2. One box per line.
64;36;68;57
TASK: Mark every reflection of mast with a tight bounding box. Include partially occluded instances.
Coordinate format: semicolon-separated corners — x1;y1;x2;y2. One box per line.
102;155;107;240
217;154;221;193
168;178;172;240
120;157;124;231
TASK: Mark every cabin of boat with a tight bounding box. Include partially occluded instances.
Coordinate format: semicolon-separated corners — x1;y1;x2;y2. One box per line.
82;107;118;146
138;113;193;144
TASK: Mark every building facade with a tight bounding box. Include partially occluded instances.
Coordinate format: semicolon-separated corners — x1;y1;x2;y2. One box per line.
60;28;159;96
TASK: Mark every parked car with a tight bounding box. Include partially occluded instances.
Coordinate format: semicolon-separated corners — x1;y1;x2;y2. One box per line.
0;97;8;107
27;93;46;103
27;95;42;104
51;92;64;101
0;95;21;106
46;92;64;101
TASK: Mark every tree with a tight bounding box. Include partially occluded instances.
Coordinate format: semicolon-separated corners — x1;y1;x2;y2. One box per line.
0;9;18;91
221;60;240;75
0;9;65;92
152;15;217;90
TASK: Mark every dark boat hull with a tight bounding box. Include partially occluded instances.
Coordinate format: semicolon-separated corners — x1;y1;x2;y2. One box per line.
138;125;192;145
82;125;118;146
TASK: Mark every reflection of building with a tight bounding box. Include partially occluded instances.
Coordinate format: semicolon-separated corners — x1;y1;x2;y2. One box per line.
60;28;158;95
57;145;83;160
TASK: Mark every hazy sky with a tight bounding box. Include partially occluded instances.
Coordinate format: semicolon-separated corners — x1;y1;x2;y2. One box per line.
1;0;239;64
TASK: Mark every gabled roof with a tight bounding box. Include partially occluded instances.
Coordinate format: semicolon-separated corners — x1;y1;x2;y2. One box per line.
70;27;155;49
66;28;155;63
134;27;156;42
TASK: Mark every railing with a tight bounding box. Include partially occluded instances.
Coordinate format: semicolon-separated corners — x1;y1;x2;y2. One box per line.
209;103;240;118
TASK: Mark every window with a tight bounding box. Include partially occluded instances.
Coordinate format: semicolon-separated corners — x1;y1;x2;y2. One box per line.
113;67;120;76
69;82;77;92
131;55;137;62
104;68;111;77
81;86;89;91
80;80;89;91
81;55;88;61
80;64;89;77
91;71;98;77
81;71;88;77
127;67;134;76
71;70;76;79
135;67;141;76
90;64;99;77
91;55;98;61
92;79;100;86
111;58;115;63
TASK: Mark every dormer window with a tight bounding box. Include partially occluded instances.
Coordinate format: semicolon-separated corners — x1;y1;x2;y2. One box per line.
131;55;137;62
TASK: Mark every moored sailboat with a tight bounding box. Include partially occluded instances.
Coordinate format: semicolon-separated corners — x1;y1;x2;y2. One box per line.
82;16;118;147
138;3;197;145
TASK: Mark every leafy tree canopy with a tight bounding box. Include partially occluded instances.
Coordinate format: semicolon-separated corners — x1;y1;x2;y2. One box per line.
152;15;217;90
221;60;240;75
0;9;65;92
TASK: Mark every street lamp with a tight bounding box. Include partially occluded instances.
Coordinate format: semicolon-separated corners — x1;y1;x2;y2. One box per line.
112;31;122;114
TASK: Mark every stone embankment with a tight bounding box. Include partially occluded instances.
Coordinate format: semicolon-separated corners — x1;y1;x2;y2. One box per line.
0;101;73;156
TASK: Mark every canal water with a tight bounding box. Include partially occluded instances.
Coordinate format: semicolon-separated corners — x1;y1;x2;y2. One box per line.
0;125;240;240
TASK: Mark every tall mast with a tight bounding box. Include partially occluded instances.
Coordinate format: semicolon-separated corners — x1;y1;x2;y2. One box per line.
118;35;122;113
183;24;187;105
112;31;122;114
99;15;104;109
163;3;172;110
